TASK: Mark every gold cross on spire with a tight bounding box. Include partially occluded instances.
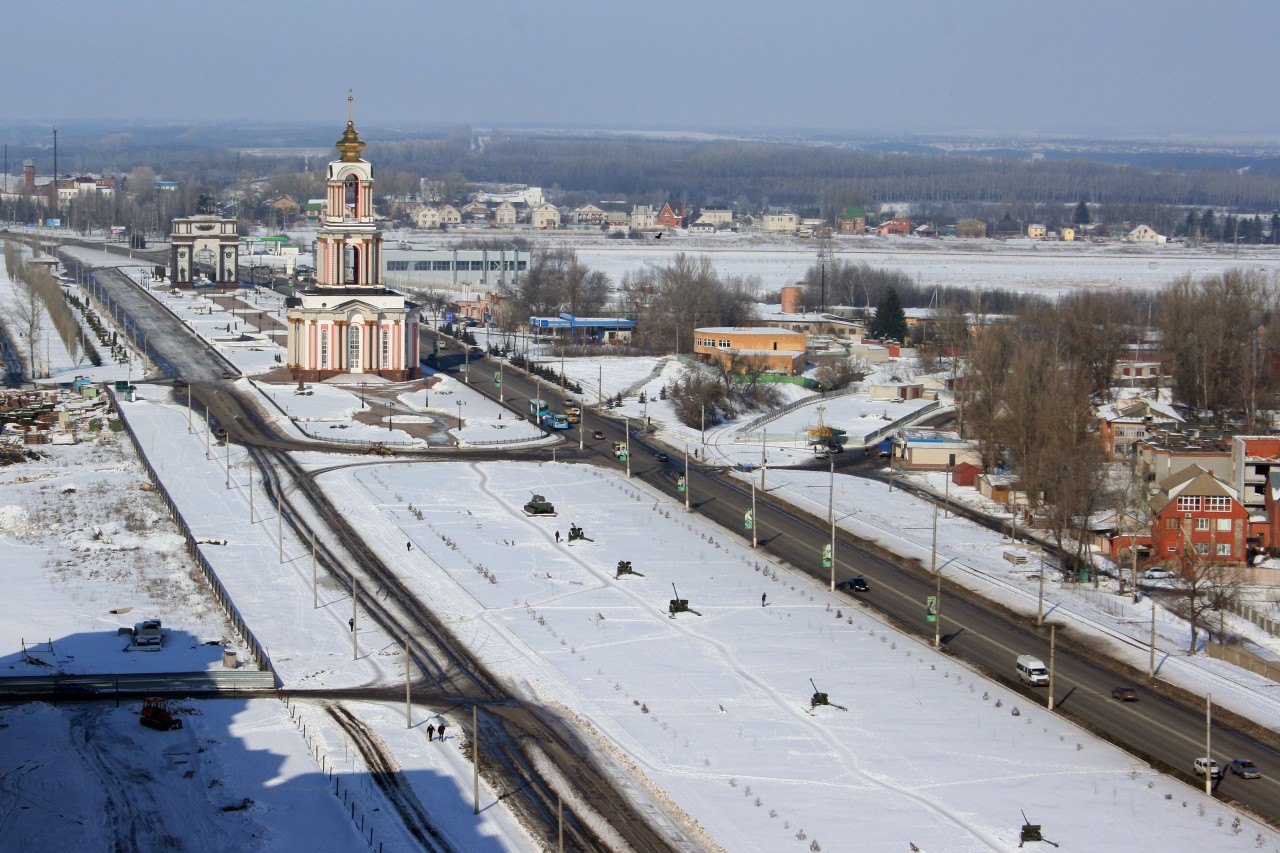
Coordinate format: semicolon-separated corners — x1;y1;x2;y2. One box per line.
348;88;353;122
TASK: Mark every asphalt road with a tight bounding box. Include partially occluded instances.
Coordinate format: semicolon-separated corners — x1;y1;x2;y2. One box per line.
428;331;1280;822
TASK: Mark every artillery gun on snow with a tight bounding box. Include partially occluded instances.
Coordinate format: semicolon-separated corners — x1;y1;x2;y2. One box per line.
667;583;702;618
615;560;645;580
567;523;592;542
808;678;848;713
523;494;557;517
1018;811;1060;848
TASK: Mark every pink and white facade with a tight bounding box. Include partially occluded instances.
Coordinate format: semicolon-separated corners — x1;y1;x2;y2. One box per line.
287;101;419;382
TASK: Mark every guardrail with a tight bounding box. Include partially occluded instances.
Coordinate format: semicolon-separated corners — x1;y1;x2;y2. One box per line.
738;386;855;433
0;670;277;696
861;400;943;447
108;387;278;685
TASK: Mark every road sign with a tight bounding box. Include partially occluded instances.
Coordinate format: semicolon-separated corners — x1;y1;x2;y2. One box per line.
822;543;832;568
744;509;753;530
926;595;937;623
494;371;502;387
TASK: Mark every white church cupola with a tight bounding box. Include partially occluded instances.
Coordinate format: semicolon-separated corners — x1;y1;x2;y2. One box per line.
316;90;382;289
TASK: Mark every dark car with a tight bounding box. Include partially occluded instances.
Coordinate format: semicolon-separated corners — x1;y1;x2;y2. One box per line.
836;577;870;592
654;452;670;463
1228;759;1262;779
592;430;606;440
1111;686;1138;702
173;378;189;388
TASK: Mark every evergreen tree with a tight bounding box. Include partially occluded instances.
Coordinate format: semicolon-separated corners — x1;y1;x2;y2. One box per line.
1072;200;1091;226
870;287;908;342
1200;208;1217;242
1270;213;1279;245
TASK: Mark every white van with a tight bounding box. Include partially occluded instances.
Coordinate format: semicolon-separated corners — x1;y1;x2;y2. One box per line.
1016;655;1049;686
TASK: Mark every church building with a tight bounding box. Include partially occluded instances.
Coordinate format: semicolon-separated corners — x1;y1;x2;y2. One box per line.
286;95;420;382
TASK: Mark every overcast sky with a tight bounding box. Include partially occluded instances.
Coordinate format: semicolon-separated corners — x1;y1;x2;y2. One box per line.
5;1;1278;140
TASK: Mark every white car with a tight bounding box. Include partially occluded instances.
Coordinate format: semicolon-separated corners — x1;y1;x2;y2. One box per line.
1194;757;1223;779
1143;568;1175;580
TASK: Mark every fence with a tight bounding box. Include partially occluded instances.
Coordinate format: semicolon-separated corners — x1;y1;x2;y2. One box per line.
109;388;278;684
1224;598;1280;640
738;386;856;434
1204;642;1280;681
0;670;277;696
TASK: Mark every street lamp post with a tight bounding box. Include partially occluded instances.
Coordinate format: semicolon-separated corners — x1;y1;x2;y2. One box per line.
751;479;758;548
387;401;394;432
828;457;836;591
624;417;631;478
932;501;941;648
700;404;706;459
684;443;690;511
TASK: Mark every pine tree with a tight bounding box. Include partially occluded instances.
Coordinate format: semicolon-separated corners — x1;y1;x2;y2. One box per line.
1072;200;1091;226
870;287;908;342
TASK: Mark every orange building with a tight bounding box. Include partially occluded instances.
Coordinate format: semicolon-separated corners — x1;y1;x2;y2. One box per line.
693;326;806;375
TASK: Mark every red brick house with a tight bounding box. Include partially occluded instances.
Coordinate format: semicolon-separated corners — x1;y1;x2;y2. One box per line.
875;218;911;237
837;206;866;234
656;201;685;229
1148;466;1248;568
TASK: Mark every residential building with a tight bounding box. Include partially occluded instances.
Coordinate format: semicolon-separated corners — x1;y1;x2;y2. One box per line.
1148;466;1248;566
1096;397;1184;458
494;201;518;226
874;218;911;237
437;204;461;226
955;218;987;239
837;206;866;235
530;203;561;230
761;207;798;234
1133;428;1233;489
1233;436;1280;521
413;205;441;229
656;201;685;229
1126;224;1166;244
696;207;734;227
630;205;656;230
573;204;607;226
1026;224;1048;239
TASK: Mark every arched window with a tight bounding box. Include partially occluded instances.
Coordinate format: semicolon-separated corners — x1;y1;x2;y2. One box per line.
344;245;360;284
344;176;358;217
348;324;361;369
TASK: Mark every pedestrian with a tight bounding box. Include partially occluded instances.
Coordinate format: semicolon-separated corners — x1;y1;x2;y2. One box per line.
437;722;447;741
761;593;767;607
406;541;413;552
427;724;436;741
348;618;355;631
555;530;561;543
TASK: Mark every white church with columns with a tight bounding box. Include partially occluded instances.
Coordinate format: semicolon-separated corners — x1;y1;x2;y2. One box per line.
286;95;419;382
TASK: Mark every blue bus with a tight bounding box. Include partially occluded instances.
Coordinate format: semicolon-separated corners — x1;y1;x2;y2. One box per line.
542;412;570;430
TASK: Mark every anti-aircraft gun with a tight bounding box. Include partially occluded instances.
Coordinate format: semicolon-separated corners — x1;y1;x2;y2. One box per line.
522;494;557;517
615;560;645;579
808;678;848;713
667;583;702;618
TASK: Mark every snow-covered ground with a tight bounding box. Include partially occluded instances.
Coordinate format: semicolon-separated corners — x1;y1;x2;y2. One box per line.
7;233;1280;849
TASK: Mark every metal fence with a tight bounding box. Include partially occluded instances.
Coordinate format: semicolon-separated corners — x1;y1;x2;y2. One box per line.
738;386;856;433
0;670;277;696
109;388;278;684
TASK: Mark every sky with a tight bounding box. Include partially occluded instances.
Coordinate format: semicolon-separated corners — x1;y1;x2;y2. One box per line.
5;1;1279;140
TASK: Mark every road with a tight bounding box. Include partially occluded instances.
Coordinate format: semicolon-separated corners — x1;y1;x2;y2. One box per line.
428;331;1280;824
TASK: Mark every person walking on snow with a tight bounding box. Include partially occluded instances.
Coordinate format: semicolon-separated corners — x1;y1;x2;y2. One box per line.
427;724;436;741
761;593;767;607
437;722;447;741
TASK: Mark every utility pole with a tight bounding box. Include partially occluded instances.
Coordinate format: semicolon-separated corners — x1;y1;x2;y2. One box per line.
404;635;412;728
684;443;690;511
931;500;941;648
473;705;480;815
1047;624;1056;711
311;531;317;609
1205;693;1213;797
351;578;359;661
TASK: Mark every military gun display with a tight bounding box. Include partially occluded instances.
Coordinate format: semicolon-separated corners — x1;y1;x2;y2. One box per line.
668;583;702;618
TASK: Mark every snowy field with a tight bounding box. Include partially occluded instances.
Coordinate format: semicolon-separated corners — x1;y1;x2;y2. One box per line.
319;459;1279;852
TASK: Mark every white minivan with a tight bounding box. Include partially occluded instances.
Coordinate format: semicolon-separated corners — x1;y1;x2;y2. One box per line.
1016;655;1049;686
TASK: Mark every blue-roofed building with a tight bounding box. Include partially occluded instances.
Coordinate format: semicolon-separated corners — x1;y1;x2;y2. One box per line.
530;313;636;345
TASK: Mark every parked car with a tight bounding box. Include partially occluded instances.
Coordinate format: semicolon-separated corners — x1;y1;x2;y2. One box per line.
836;577;870;592
1111;686;1138;702
1228;759;1262;779
592;430;606;440
1143;568;1175;580
1194;757;1223;779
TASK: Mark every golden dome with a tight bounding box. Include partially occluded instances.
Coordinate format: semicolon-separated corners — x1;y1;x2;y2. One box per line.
335;120;365;162
335;89;366;162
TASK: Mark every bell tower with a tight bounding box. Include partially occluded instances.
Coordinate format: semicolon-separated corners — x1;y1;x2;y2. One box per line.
286;92;420;382
315;90;381;289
